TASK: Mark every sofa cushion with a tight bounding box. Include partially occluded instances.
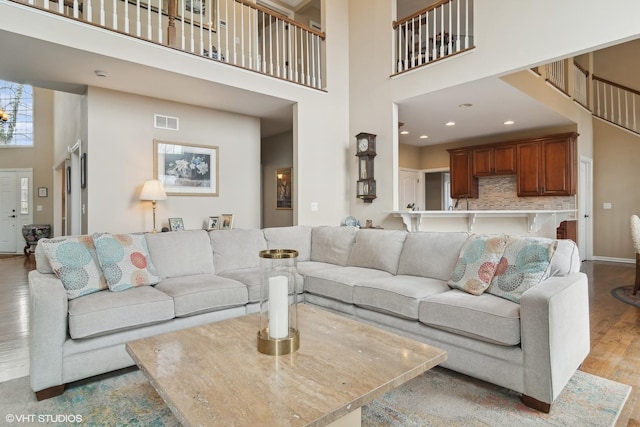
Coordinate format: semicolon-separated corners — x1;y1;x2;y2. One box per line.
397;232;470;281
347;229;407;274
155;274;248;317
486;236;558;303
67;286;174;339
209;229;267;273
419;289;521;346
304;266;391;304
39;236;108;300
353;275;449;320
448;234;508;295
549;239;581;276
310;226;357;266
263;226;312;262
297;261;340;277
145;230;214;278
93;232;160;291
219;267;304;303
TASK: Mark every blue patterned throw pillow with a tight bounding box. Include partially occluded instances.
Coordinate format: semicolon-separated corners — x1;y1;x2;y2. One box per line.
486;236;558;303
40;236;108;299
93;233;160;292
448;234;508;295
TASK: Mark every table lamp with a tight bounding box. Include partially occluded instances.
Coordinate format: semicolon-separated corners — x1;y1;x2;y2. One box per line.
140;179;167;233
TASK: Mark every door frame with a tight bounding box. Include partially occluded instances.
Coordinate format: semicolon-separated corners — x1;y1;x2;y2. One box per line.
0;168;34;253
578;156;593;261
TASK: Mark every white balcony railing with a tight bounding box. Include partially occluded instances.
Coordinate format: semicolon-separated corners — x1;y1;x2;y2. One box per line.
545;60;567;93
13;0;325;89
594;76;640;134
392;0;474;74
573;62;589;108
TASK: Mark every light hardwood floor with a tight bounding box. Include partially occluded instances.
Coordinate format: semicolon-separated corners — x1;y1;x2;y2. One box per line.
1;256;638;424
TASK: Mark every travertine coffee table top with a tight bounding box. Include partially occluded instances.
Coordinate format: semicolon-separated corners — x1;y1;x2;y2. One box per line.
126;304;447;427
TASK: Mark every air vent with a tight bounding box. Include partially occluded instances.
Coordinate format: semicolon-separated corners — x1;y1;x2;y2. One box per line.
154;114;179;131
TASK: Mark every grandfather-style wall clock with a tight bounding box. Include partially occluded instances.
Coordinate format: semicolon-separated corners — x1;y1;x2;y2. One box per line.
355;132;376;203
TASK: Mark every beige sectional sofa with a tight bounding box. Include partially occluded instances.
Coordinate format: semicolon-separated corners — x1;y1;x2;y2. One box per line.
28;225;589;412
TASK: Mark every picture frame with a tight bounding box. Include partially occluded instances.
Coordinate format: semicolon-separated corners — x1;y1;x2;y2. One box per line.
219;214;233;230
38;187;48;198
207;216;219;230
169;218;185;231
80;152;87;189
276;167;292;210
154;140;219;196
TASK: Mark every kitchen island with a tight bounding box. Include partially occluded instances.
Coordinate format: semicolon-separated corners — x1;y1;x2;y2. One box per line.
388;209;577;239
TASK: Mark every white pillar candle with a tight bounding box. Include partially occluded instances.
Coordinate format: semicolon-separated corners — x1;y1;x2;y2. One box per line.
268;275;289;339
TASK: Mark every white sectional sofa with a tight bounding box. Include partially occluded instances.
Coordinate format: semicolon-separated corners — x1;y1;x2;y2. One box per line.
28;225;589;412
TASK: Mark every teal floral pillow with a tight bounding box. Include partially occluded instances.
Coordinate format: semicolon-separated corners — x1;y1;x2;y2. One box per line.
93;233;160;292
448;234;508;295
40;236;108;300
486;236;558;303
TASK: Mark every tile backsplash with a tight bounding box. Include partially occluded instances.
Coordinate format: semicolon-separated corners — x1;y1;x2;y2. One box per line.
456;175;576;211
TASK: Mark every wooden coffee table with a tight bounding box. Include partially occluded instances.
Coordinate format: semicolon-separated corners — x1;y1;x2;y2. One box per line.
126;304;446;426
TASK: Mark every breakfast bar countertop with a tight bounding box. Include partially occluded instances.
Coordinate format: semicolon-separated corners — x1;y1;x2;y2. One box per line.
387;209;577;233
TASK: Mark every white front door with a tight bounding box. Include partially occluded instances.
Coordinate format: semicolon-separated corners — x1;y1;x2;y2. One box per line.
0;172;17;253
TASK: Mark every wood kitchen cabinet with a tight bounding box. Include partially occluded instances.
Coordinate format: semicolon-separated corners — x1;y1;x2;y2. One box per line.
449;149;478;199
516;133;577;196
473;145;516;176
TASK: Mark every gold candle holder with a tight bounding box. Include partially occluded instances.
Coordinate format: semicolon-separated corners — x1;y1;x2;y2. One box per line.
258;249;299;356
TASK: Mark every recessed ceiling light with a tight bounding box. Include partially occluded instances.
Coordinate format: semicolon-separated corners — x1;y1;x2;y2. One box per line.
419;135;429;139
400;130;409;135
504;120;515;125
94;70;108;77
445;121;455;126
458;103;473;108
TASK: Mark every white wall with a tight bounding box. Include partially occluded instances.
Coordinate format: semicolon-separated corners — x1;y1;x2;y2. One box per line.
86;87;261;234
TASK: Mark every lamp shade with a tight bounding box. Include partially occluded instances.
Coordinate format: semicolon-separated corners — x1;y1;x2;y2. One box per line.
139;179;167;201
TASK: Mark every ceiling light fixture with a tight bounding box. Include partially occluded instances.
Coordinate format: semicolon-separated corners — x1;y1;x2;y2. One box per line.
504;120;515;125
445;121;455;126
94;70;108;78
419;135;428;139
0;108;8;124
400;130;409;135
458;103;473;108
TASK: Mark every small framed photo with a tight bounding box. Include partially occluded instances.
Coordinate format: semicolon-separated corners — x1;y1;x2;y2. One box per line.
220;214;233;230
169;218;185;231
276;167;292;210
38;187;48;197
207;216;219;230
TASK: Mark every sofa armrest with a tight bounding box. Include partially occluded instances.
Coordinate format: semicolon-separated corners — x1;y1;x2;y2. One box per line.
28;270;68;392
520;272;590;404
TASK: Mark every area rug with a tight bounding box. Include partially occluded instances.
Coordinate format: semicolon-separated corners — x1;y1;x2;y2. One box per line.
0;366;630;426
611;285;640;308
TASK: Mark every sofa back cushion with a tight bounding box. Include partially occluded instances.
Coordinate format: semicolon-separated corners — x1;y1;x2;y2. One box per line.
310;226;357;266
263;226;312;262
397;231;470;281
549;238;581;276
145;230;214;278
347;229;407;274
210;229;267;273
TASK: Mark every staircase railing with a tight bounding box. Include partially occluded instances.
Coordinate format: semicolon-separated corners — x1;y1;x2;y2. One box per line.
10;0;325;89
573;62;589;109
392;0;475;74
593;75;640;135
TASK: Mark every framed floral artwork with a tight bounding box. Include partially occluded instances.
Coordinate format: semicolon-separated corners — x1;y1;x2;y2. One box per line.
276;167;292;210
169;218;185;231
154;140;219;196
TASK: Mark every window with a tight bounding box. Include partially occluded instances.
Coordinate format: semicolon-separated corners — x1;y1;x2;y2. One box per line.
20;177;29;214
0;80;34;147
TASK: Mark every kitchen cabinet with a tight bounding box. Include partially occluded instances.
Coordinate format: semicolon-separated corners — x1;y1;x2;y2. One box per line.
449;149;478;199
472;145;516;176
516;133;577;196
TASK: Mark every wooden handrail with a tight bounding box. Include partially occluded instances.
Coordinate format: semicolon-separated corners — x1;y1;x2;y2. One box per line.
234;0;325;40
574;62;589;77
393;0;451;29
593;75;640;97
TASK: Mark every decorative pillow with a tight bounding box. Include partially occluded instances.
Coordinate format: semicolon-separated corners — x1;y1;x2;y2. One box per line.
487;236;558;303
40;236;108;300
448;234;508;295
93;233;160;292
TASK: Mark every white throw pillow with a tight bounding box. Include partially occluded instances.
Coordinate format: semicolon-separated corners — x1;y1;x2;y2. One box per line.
448;234;508;296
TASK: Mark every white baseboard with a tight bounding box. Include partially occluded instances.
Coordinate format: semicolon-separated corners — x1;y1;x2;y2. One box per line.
591;256;634;264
